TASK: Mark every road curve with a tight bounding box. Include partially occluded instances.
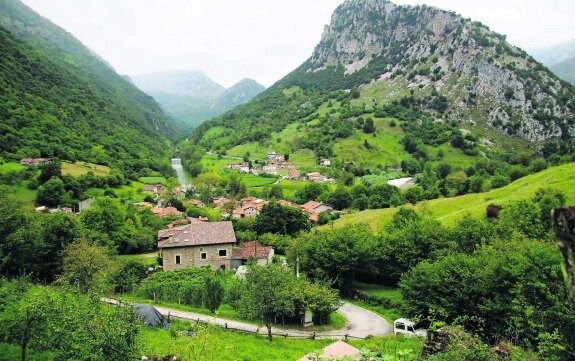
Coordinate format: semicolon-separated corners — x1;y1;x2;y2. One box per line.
103;299;392;339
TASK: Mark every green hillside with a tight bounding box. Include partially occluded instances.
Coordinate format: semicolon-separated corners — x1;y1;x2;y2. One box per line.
320;162;575;232
191;0;574;175
0;0;176;176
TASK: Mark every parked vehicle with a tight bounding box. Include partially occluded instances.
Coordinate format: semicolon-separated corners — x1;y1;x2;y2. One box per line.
393;318;427;338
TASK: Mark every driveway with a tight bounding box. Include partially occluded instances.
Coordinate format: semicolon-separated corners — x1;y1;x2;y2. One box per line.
103;299;392;339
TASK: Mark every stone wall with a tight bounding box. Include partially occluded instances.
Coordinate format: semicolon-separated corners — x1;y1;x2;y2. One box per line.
161;243;233;271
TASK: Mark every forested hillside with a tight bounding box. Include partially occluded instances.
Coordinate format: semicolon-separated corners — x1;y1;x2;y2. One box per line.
0;0;176;176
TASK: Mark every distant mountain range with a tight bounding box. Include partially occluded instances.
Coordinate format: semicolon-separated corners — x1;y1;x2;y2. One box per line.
529;39;575;85
131;71;265;130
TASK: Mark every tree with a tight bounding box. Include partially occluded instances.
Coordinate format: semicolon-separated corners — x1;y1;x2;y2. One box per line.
328;186;351;210
268;185;283;199
404;186;424;205
203;275;224;313
57;238;114;293
443;171;468;197
0;283;50;361
40;212;80;282
362;118;375;134
237;264;296;341
253;203;310;236
36;176;66;207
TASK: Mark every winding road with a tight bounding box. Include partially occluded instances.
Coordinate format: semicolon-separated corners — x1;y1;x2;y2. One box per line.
103;298;392;339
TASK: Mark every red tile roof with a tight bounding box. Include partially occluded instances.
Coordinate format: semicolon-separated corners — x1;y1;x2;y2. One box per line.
151;207;182;217
301;201;322;214
232;241;273;260
157;221;236;248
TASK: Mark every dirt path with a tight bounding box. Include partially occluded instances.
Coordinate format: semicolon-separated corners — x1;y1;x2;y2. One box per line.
103;299;392;339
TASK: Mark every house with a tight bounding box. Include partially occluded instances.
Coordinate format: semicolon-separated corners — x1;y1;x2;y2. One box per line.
267;152;285;162
227;162;250;173
231;241;274;269
184;199;205;208
306;172;327;183
298;341;360;361
301;201;333;215
320;158;331;167
213;197;231;208
287;169;301;180
157;220;237;271
151;207;183;218
278;161;297;169
20;158;52;166
143;184;164;195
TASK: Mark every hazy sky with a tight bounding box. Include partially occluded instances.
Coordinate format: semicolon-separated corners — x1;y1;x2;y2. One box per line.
20;0;575;87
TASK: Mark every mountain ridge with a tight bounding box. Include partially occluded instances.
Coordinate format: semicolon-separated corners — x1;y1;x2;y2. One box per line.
131;71;265;130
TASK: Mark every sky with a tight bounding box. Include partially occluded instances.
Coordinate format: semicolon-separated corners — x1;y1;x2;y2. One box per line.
20;0;575;88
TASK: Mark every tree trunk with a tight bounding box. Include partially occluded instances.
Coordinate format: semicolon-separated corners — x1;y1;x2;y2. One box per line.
21;342;26;361
553;206;575;310
266;321;273;342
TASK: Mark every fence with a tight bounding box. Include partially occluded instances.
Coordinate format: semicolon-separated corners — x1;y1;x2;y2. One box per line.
166;312;367;341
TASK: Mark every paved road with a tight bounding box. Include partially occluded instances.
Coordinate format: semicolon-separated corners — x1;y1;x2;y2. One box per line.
103;298;391;339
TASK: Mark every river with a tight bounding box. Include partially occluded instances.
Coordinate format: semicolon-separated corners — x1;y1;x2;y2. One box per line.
170;158;188;188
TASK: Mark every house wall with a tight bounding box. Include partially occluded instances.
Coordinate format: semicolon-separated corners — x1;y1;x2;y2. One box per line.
161;243;233;271
315;205;333;214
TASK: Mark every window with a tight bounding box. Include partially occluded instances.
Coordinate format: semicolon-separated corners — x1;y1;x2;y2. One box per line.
220;264;226;270
407;326;415;332
201;252;207;260
218;249;227;257
175;255;181;265
395;322;405;330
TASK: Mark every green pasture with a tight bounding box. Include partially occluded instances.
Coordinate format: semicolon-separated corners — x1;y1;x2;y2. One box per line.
321;162;575;232
61;161;110;177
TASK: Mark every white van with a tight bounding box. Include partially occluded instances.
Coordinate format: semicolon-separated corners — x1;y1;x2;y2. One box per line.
393;318;427;338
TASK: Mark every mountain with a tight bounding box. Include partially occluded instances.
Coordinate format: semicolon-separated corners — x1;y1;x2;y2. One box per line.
551;58;575;85
529;38;575;67
529;38;575;85
0;0;176;176
192;0;575;162
131;71;265;130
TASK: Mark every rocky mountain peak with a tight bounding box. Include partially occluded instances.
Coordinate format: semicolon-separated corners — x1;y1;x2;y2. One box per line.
301;0;575;149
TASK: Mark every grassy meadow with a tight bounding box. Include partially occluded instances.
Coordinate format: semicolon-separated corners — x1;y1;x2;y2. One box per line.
321;162;575;232
139;320;424;361
61;161;110;177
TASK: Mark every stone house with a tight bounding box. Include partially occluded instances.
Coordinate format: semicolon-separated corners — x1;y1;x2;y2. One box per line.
157;220;237;271
231;241;274;269
143;184;164;194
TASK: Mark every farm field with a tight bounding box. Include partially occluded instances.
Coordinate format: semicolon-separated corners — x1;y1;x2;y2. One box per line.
61;161;110;177
321;162;575;232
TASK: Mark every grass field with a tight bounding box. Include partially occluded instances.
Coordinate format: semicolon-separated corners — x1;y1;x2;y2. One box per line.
61;161;110;177
116;252;159;267
320;162;575;232
6;184;37;203
139;176;167;185
200;154;234;173
140;320;423;361
86;181;147;203
0;162;27;173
